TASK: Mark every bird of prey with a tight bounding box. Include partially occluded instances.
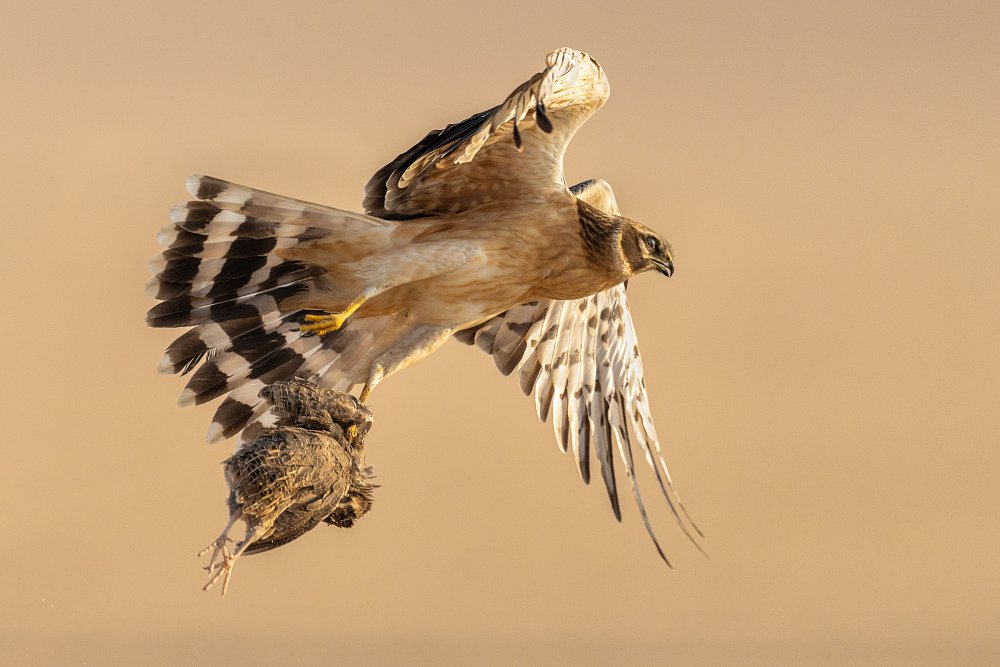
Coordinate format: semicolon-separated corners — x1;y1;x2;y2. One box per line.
148;47;702;561
201;379;375;596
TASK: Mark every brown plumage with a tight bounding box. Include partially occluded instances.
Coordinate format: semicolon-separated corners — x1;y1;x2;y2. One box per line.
200;379;375;595
150;47;702;565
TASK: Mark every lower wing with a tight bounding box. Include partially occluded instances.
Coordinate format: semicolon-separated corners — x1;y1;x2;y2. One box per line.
454;285;704;564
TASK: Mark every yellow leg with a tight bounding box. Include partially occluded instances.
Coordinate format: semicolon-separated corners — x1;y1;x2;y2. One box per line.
299;293;368;336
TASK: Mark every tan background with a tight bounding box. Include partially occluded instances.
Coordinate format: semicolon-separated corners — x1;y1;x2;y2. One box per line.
2;1;998;664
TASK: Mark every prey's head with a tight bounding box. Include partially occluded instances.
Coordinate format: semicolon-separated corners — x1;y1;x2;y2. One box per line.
621;220;674;278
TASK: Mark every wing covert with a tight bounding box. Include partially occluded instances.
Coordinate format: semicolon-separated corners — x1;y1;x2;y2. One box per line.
364;48;610;219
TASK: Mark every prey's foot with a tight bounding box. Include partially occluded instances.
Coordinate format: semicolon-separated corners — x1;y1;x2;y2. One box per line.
300;312;351;336
198;535;233;574
201;550;237;596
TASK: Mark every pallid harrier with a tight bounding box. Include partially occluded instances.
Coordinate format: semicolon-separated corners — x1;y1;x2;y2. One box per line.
148;47;702;561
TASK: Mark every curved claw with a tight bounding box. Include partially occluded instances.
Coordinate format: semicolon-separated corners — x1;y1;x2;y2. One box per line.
198;535;237;596
198;535;233;574
300;312;350;336
299;293;370;336
201;551;237;596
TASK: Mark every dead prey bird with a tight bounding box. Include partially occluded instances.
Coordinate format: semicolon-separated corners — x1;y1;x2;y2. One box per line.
150;47;701;563
200;380;375;595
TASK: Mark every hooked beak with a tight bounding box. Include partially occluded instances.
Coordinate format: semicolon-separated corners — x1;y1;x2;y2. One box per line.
653;259;674;277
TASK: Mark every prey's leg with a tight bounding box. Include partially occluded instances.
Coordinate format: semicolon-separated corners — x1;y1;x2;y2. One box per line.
198;508;242;574
202;523;265;597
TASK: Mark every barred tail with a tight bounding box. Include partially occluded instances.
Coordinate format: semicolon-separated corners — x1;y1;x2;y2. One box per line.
146;175;395;442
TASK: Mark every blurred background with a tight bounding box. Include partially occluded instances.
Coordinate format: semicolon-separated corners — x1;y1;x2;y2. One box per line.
2;1;998;664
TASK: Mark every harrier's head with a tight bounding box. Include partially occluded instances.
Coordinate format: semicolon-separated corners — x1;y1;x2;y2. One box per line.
620;220;674;278
573;181;674;280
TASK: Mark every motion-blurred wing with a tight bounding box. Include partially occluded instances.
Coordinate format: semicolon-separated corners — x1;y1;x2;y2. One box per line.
364;48;610;219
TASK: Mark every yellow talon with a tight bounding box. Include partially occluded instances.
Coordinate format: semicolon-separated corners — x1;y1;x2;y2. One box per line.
300;312;350;335
299;294;368;336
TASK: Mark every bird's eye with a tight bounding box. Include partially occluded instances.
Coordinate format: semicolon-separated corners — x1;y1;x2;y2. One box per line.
645;235;660;253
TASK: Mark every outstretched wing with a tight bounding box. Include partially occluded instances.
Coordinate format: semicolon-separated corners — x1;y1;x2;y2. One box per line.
364;47;610;219
454;180;703;563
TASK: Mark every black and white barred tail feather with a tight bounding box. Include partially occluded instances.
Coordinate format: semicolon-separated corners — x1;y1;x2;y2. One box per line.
147;175;395;442
217;313;403;445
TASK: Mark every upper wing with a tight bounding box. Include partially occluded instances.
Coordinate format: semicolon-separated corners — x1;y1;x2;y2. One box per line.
453;180;703;563
364;48;610;219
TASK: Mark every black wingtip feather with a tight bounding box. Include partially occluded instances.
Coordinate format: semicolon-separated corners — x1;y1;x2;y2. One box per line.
535;103;553;133
579;427;591;485
363;106;499;218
